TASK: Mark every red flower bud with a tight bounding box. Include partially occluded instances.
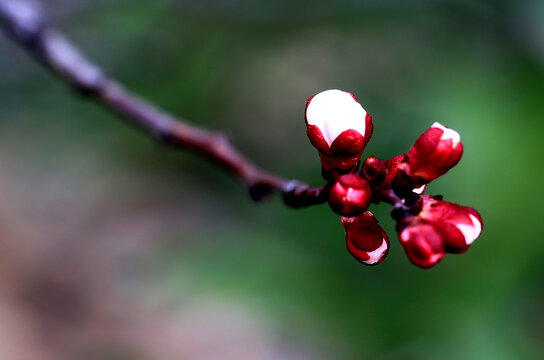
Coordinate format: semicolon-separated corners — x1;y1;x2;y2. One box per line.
418;195;483;253
342;211;389;265
404;122;463;184
398;222;445;269
362;156;386;185
305;89;373;176
370;154;424;194
329;174;372;216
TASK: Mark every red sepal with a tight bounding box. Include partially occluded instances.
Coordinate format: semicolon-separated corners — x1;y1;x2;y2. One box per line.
363;113;374;148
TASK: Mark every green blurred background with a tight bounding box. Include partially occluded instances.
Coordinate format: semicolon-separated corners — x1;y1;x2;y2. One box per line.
0;0;543;359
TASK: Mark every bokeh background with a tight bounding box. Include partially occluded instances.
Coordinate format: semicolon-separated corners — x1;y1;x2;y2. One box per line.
0;0;543;359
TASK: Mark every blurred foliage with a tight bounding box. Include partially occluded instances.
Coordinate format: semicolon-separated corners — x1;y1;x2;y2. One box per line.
0;0;543;359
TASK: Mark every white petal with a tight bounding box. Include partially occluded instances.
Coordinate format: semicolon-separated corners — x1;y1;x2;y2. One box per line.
429;253;443;264
455;214;482;245
413;185;426;194
400;229;410;243
431;122;461;148
306;89;367;146
361;237;388;265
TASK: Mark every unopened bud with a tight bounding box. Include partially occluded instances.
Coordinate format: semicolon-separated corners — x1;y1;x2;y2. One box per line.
329;174;372;216
398;221;445;269
372;154;404;190
305;89;373;177
342;211;389;265
404;122;463;184
419;195;483;253
362;156;386;185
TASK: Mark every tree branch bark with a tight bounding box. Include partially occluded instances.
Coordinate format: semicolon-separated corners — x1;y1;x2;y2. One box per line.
0;0;328;207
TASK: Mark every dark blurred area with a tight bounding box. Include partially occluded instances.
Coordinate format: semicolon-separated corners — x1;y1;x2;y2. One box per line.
0;0;543;359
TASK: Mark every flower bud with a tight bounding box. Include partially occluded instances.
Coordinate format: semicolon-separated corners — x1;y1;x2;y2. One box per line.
398;221;445;269
418;195;483;253
342;211;389;265
404;122;463;185
305;89;373;177
367;154;403;190
362;156;386;185
329;174;372;216
361;154;426;196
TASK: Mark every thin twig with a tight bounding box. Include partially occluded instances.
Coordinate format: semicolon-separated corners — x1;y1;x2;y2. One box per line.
376;189;423;221
0;0;327;207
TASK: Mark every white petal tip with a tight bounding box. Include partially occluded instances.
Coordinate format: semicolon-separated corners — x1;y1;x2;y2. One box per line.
400;229;410;243
431;122;461;147
413;185;426;194
306;89;367;146
361;238;388;265
456;214;482;245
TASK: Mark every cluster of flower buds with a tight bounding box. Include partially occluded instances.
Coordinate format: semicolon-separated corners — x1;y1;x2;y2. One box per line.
304;89;482;269
397;195;482;268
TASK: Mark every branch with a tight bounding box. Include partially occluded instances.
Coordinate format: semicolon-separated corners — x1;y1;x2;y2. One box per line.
0;0;327;207
376;189;423;221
